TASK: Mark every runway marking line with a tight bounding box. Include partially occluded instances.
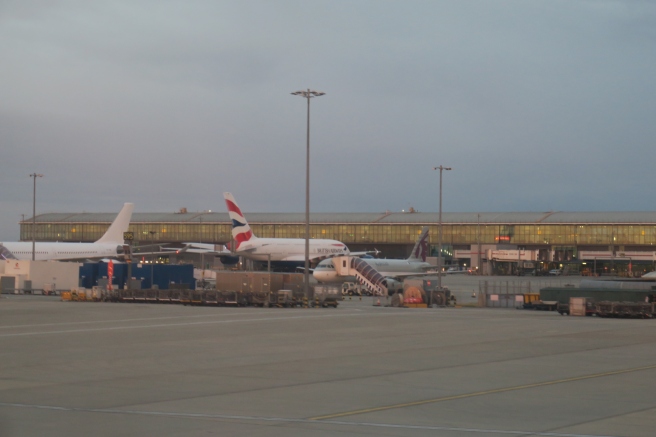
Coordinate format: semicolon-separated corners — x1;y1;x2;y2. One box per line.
310;364;656;420
0;403;624;436
0;310;411;337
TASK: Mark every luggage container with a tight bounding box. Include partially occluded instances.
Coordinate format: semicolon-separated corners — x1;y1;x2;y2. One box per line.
157;289;171;303
169;290;182;303
145;289;159;303
220;290;248;306
120;289;134;302
202;290;219;305
312;285;340;308
274;290;298;307
133;289;146;303
179;290;193;305
91;287;103;301
566;297;594;316
248;291;271;307
191;291;203;305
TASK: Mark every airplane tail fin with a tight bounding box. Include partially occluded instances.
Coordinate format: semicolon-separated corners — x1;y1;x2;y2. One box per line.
408;226;429;262
95;203;134;244
223;192;256;249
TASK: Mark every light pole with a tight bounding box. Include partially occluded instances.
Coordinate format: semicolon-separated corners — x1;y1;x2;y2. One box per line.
477;213;482;275
29;173;43;261
291;88;325;301
432;166;451;292
199;210;211;287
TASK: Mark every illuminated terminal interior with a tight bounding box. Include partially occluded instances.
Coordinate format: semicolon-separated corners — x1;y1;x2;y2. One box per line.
20;210;656;275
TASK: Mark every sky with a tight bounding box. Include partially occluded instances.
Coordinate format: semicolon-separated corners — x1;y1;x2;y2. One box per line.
1;0;655;240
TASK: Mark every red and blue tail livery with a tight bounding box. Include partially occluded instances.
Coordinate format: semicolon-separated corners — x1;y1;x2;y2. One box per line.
223;192;255;250
222;192;350;267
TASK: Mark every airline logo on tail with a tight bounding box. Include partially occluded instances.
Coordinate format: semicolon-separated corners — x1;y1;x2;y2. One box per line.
411;227;430;262
223;192;254;249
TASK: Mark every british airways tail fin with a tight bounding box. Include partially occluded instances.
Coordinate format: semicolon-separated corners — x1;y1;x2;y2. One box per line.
223;192;256;249
95;203;134;244
407;226;429;262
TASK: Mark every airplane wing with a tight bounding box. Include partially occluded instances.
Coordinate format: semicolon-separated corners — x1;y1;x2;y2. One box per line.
159;243;231;255
349;250;381;257
382;271;439;279
158;243;239;265
299;250;379;264
131;244;191;257
283;254;344;263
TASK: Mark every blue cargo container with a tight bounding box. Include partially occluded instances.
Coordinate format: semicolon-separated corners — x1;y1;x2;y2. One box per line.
80;263;195;290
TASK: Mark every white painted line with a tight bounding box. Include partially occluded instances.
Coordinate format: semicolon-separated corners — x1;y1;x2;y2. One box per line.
0;402;621;437
0;311;414;337
0;308;359;330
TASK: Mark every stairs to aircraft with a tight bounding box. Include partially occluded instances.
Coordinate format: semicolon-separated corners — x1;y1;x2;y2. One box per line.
350;257;388;296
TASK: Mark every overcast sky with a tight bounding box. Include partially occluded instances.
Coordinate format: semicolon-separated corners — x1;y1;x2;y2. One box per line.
1;0;654;240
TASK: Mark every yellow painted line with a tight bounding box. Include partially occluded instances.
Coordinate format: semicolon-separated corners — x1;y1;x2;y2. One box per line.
310;364;656;421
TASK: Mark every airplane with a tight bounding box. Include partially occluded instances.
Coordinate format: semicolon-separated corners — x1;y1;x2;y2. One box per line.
313;226;434;283
223;192;350;269
159;242;239;266
0;244;17;260
2;203;134;261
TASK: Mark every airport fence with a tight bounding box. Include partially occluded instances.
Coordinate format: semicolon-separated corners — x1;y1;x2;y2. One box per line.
479;279;575;308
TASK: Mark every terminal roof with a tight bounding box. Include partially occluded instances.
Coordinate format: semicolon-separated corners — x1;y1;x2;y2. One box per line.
26;211;656;225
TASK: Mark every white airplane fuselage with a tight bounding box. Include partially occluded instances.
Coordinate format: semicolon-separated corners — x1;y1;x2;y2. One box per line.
236;238;349;262
1;242;126;261
3;202;134;262
313;258;433;283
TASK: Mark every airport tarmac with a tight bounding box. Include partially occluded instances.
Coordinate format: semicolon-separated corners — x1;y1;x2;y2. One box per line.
0;293;654;437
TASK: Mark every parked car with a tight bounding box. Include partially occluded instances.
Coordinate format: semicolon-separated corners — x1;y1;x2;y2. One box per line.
549;269;563;276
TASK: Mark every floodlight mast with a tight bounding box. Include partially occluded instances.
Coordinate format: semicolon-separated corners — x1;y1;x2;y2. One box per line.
432;166;451;294
29;173;44;261
291;89;325;302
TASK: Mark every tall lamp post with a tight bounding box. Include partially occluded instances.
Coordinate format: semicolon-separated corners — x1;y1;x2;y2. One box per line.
291;89;325;301
432;166;451;292
199;210;211;287
29;173;43;261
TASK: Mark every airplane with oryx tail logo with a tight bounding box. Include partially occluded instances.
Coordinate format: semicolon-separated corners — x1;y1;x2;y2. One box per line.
313;226;434;283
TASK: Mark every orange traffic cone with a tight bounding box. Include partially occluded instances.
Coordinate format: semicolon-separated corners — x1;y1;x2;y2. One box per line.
375;298;381;306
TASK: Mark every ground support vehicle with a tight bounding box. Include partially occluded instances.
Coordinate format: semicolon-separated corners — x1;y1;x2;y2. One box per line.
64;272;341;309
311;285;340;308
403;277;451;306
247;291;270;307
524;300;559;311
341;282;363;296
270;290;296;308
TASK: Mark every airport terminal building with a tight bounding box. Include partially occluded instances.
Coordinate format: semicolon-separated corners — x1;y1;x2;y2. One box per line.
20;210;656;275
